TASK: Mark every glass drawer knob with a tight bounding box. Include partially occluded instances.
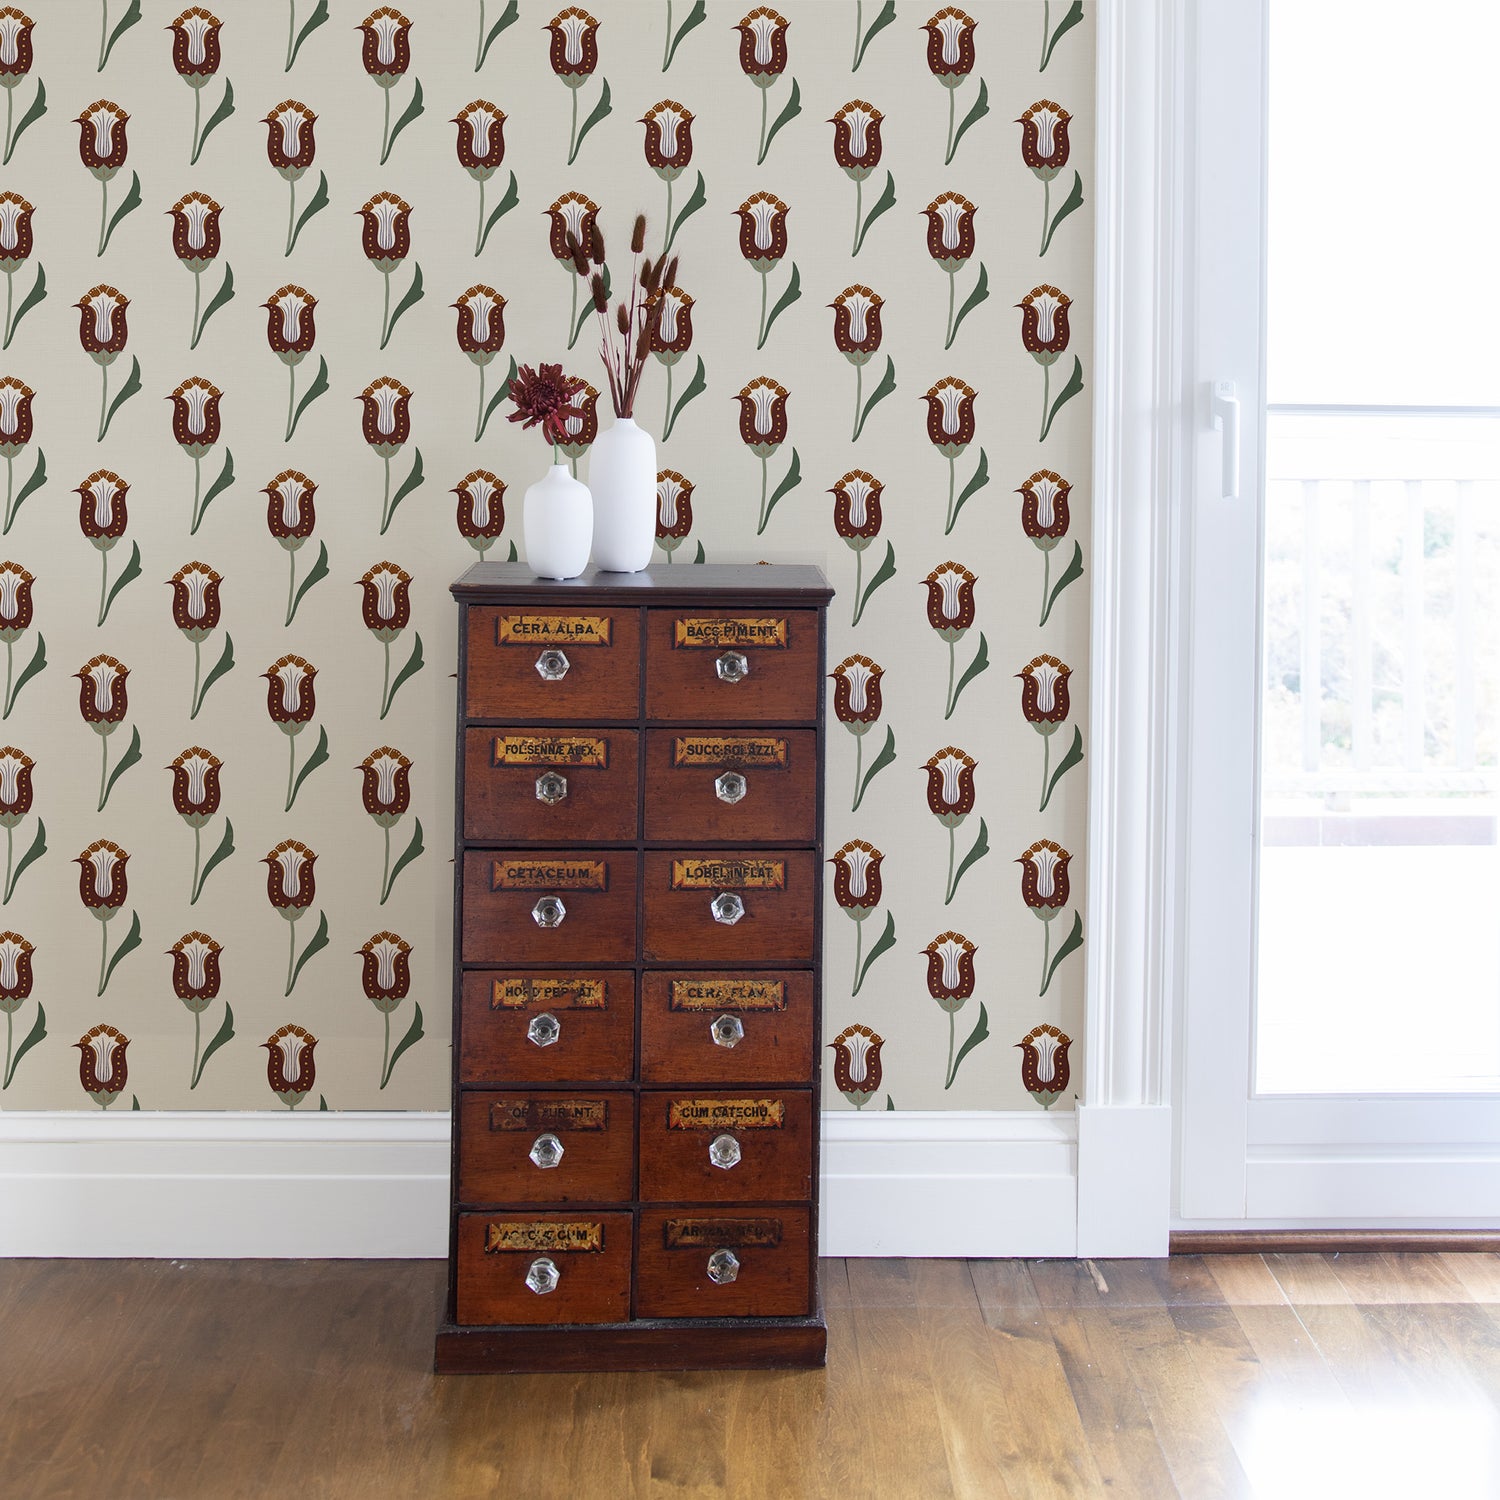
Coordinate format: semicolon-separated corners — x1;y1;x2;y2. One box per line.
527;1012;561;1048
525;1257;560;1295
715;771;748;805
536;771;568;804
532;896;566;928
529;1132;565;1169
710;891;745;926
709;1133;742;1170
710;1013;745;1049
715;650;750;683
536;649;570;681
707;1249;741;1285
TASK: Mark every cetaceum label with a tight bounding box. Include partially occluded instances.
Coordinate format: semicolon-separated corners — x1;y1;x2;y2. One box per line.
667;1098;786;1131
670;858;785;891
485;1221;604;1254
488;1098;608;1132
496;614;612;646
669;978;786;1012
493;735;608;768
492;859;608;891
671;736;787;769
492;977;608;1010
663;1217;784;1250
673;616;788;649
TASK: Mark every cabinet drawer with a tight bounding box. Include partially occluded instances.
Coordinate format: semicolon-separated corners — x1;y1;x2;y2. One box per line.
456;1211;631;1326
636;1208;811;1319
640;971;813;1085
460;970;634;1084
638;1089;814;1204
642;850;815;964
464;728;638;842
462;850;636;965
642;729;815;843
645;609;820;723
458;1091;635;1205
466;606;640;720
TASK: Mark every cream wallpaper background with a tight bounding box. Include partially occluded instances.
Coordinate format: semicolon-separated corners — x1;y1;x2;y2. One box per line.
0;0;1092;1113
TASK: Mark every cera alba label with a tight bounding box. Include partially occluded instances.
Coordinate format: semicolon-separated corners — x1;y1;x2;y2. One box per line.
667;1098;785;1131
671;858;785;891
671;736;787;768
670;978;786;1012
492;859;608;892
673;616;788;649
663;1217;784;1250
485;1221;604;1254
491;977;608;1010
493;735;608;768
496;614;612;645
488;1098;608;1132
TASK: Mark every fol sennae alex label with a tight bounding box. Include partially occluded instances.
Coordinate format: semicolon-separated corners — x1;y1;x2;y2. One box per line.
672;735;787;768
492;977;607;1010
485;1221;604;1254
670;978;785;1012
667;1098;786;1131
670;858;785;890
492;858;608;891
673;616;788;649
493;735;608;768
497;614;612;646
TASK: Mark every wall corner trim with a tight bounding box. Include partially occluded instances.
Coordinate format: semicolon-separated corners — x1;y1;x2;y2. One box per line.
1076;1102;1172;1257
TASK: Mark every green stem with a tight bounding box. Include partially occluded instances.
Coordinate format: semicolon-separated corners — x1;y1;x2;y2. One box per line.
852;0;862;68
945;84;956;165
191;1007;202;1087
3;266;12;348
380;452;391;533
475;0;485;69
663;173;675;254
757;84;768;166
99;0;108;71
756;453;768;534
97;733;109;812
851;547;865;627
944;268;956;349
379;267;392;349
380;822;392;904
190;84;203;166
662;360;674;440
285;733;297;812
567;84;578;166
284;175;296;257
944;823;956;904
1039;547;1051;627
285;919;296;996
3;639;11;718
285;361;296;442
474;360;485;442
852;361;863;441
1040;361;1051;443
286;0;296;70
565;267;579;349
3;1006;12;1087
380;636;392;719
1040;733;1052;811
380;1006;392;1087
3;83;12;165
97;919;108;996
97;549;109;626
945;639;956;719
1040;175;1051;256
189;266;202;349
2;451;11;533
474;173;485;256
1041;0;1050;69
757;268;769;350
852;175;862;256
97;176;108;258
944;1009;956;1089
662;0;671;69
97;362;109;443
3;822;11;902
189;637;202;720
1040;917;1052;995
945;453;956;533
851;732;864;812
851;916;864;996
380;84;392;166
190;822;202;904
190;451;202;533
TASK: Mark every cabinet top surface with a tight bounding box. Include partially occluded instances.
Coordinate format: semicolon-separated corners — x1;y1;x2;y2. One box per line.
451;563;833;606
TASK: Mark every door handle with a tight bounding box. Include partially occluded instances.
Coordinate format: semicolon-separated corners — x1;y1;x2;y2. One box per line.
1210;380;1240;501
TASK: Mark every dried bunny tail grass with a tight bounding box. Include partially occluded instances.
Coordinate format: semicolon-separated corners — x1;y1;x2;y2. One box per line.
590;273;608;314
616;303;630;337
640;257;654;290
589;224;605;265
631;214;647;254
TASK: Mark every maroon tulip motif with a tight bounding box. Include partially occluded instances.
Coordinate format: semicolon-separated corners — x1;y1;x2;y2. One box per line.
831;100;882;177
924;746;976;824
357;192;411;269
734;193;789;270
77;839;133;996
923;193;976;269
454;99;505;174
1020;99;1071;176
829;838;886;999
265;654;320;812
168;746;222;825
167;7;222;79
1020;469;1071;548
1016;1024;1071;1109
358;747;415;907
358;6;412;78
264;470;317;541
76;654;128;730
0;375;29;469
735;5;790;116
168;377;222;453
642;99;693;177
0;743;30;824
922;7;976;79
924;561;976;639
0;9;34;82
76;100;128;176
76;284;128;363
829;1024;884;1110
554;382;599;466
453;469;506;559
545;193;599;349
264;839;319;998
0;558;32;637
76;1023;129;1108
545;7;600;80
1017;843;1078;1004
654;469;693;560
78;469;128;557
924;931;976;1005
0;192;33;266
168;561;221;639
358;377;411;455
830;285;882;363
830;469;882;549
0;926;35;1087
263;1023;318;1108
169;931;222;1005
358;930;417;1090
265;99;316;176
647;286;693;363
167;195;223;350
1018;654;1071;729
829;654;883;731
454;284;506;441
264;284;316;362
923;377;976;456
736;377;788;455
358;561;418;720
1018;284;1072;359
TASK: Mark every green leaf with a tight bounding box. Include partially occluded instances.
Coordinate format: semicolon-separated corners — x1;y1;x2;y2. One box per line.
384;264;425;347
1040;726;1085;813
102;724;142;807
663;355;706;440
5;817;45;902
197;632;236;709
290;541;329;622
478;386;508;441
384;818;425;902
852;725;896;812
1041;910;1084;996
572;263;610;348
950;262;990;345
884;1094;894;1111
761;77;801;163
130;1094;140;1110
665;0;707;69
851;540;895;627
290;725;329;806
195;817;236;900
3;999;44;1087
949;77;989;162
101;541;141;623
760;448;802;533
1040;354;1085;443
949;448;989;534
6;632;45;713
6;263;46;343
478;171;520;254
386;78;425;159
290;0;330;67
666;171;706;254
385;449;425;531
1040;540;1085;627
290;172;329;254
192;1001;236;1088
102;911;142;994
4;79;44;165
102;0;142;67
1041;0;1085;70
194;80;236;163
289;911;329;993
692;542;706;563
289;356;329;440
947;1002;990;1089
761;262;801;348
853;170;896;255
854;0;897;68
852;355;895;441
478;0;520;68
571;77;612;164
507;540;520;561
102;357;141;439
1041;170;1085;256
200;449;236;522
852;910;896;997
949;817;990;903
382;1001;426;1088
951;632;990;713
197;263;235;340
10;448;45;523
318;1094;328;1110
385;632;425;714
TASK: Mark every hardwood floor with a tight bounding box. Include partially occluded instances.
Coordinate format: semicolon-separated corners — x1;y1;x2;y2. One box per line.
7;1253;1500;1498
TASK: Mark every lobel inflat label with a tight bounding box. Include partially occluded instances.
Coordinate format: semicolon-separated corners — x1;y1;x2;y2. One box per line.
670;858;784;890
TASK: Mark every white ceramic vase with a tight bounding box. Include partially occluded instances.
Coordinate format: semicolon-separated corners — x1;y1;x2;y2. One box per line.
588;416;657;573
522;463;593;580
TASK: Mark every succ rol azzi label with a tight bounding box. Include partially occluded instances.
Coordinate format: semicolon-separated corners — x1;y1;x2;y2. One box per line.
484;1221;605;1254
667;1098;786;1131
491;976;608;1010
496;614;612;646
671;736;787;768
670;978;785;1012
672;617;788;649
670;858;785;890
493;735;608;768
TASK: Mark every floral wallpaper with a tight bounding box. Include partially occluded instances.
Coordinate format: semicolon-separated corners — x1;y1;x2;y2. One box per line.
0;0;1091;1114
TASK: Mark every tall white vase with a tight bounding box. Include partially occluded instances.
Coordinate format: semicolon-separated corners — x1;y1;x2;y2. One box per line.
588;416;657;573
522;463;592;580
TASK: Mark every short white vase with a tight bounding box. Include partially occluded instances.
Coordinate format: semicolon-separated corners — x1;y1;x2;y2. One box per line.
588;416;657;573
522;463;593;580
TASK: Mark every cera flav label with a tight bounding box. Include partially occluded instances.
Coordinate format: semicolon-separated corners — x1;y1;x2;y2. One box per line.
667;1098;785;1131
671;735;788;768
671;858;785;891
497;614;612;645
492;859;608;891
484;1221;604;1254
663;1217;784;1250
673;616;788;649
493;735;608;768
669;978;786;1012
491;977;608;1010
488;1098;608;1132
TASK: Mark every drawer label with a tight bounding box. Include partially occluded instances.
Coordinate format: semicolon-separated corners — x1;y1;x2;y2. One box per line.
493;734;608;768
492;858;608;892
670;978;786;1012
663;1217;784;1250
485;1220;605;1254
492;977;608;1010
489;1098;609;1132
671;735;787;769
667;1098;786;1131
671;858;785;891
497;614;612;646
673;616;788;649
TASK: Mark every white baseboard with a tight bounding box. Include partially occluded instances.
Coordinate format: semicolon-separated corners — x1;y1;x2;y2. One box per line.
1076;1103;1172;1257
0;1109;1083;1260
